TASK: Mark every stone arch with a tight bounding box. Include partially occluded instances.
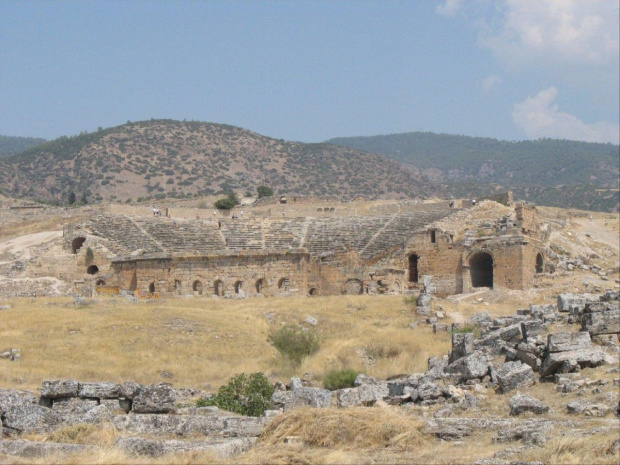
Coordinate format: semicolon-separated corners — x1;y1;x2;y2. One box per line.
343;278;363;295
148;282;156;293
192;280;203;295
234;280;243;294
214;280;224;297
278;277;290;291
255;278;266;294
86;265;99;275
408;254;419;283
308;287;319;296
469;251;494;288
393;280;402;294
72;237;86;254
95;279;106;286
535;253;544;274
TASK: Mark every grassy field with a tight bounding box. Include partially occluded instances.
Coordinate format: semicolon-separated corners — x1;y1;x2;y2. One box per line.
0;294;454;390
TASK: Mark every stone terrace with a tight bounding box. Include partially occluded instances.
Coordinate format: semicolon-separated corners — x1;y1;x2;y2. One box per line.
83;209;455;261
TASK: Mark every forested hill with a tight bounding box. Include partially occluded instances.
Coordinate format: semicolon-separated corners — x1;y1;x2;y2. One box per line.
0;120;437;203
327;132;619;187
0;135;46;157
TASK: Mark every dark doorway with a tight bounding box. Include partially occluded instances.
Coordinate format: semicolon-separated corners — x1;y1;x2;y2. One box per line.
129;273;138;291
193;280;202;295
72;237;86;254
470;252;493;288
148;282;155;293
214;280;224;296
86;265;99;275
256;279;265;294
408;254;419;283
535;253;544;274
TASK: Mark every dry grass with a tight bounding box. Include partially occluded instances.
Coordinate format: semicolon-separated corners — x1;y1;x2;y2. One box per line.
0;294;450;390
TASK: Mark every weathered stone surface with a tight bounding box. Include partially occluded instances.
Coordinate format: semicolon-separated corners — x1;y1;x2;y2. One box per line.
78;404;113;424
496;363;536;393
469;312;492;326
475;324;523;348
529;304;556;322
114;436;257;458
0;389;57;433
567;399;590;414
585;301;619;313
515;350;541;371
546;332;591;353
52;398;99;418
446;350;490;381
540;348;606;377
417;383;444;400
354;374;389;400
132;384;176;414
112;414;265;437
284;388;332;410
431;424;473;440
509;395;549;415
557;294;599;313
41;380;79;399
450;333;474;363
493;422;549;446
0;439;96;458
271;390;292;410
337;388;361;408
119;381;142;400
290;377;303;391
583;403;610;417
521;320;547;341
582;309;620;336
77;382;120;399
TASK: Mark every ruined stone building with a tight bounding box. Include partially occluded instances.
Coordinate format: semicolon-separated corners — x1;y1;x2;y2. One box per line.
58;201;548;298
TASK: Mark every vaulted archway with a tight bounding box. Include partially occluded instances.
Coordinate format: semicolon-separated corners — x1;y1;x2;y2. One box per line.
470;252;493;288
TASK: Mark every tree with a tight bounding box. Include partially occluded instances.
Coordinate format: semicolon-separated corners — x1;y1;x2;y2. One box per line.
68;191;76;205
257;185;274;198
214;197;236;210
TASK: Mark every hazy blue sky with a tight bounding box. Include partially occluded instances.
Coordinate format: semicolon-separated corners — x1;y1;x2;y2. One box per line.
1;0;618;143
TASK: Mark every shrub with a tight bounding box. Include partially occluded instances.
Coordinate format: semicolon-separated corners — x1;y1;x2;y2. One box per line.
403;295;417;308
257;185;274;198
85;247;94;264
214;197;236;210
323;369;359;390
270;326;321;366
197;372;274;417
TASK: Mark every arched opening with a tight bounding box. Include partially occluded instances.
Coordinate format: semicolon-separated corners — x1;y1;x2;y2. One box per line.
278;277;290;291
535;253;544;274
408;254;419;283
86;265;99;275
193;280;203;295
234;281;243;294
95;279;106;286
308;287;319;296
214;280;224;297
470;252;493;288
343;278;363;295
148;282;155;293
255;278;265;294
129;273;138;291
72;237;86;254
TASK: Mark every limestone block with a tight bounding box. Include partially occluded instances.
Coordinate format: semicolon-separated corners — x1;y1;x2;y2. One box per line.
446;350;490;381
496;362;536;393
114;436;256;458
521;320;547;341
475;324;522;348
132;384;176;414
283;388;332;410
337;388;361;407
540;348;606;377
509;394;549;415
0;440;96;459
546;332;591;353
450;333;474;363
120;381;142;399
582;309;620;336
557;293;599;313
41;380;79;399
78;382;120;399
52;398;99;418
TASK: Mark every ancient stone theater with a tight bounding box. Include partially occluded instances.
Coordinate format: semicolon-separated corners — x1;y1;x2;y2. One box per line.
62;200;548;298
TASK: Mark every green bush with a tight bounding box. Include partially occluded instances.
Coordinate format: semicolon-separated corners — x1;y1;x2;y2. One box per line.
323;369;359;390
197;372;274;417
403;295;417;308
214;197;236;210
270;326;321;366
257;185;274;198
85;247;94;264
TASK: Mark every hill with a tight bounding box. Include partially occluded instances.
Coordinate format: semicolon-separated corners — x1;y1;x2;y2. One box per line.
327;132;620;211
0;134;46;157
0;120;437;203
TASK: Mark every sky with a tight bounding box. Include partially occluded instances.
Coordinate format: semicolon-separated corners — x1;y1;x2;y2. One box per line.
1;0;618;144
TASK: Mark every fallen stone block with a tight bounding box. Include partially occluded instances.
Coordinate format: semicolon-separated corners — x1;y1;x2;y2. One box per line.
450;332;474;363
446;350;490;381
557;293;599;313
119;381;142;400
582;309;620;336
284;387;332;410
41;380;79;399
540;348;606;377
475;324;523;348
546;332;591;353
521;320;547;341
77;382;120;399
0;389;57;434
52;398;99;418
114;436;257;458
509;394;549;415
495;362;536;393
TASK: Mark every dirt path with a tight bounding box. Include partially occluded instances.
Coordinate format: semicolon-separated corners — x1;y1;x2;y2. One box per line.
0;231;63;260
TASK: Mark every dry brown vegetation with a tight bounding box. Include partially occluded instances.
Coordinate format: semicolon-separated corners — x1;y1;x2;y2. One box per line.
0;294;451;390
